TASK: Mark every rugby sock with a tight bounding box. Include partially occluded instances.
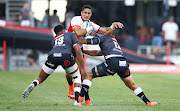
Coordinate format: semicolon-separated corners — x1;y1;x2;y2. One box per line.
85;90;90;100
74;87;81;102
32;80;39;87
134;87;150;103
68;80;73;85
80;79;92;98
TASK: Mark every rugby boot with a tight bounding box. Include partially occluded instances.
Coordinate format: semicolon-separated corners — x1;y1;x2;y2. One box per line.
73;101;82;106
23;84;34;98
67;84;75;99
67;94;75;99
78;96;84;102
146;101;157;106
85;99;93;105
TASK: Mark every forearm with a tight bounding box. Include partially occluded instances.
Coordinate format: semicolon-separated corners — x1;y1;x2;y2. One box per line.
74;26;93;37
97;22;123;35
74;28;87;37
176;31;179;42
78;37;100;45
83;50;103;56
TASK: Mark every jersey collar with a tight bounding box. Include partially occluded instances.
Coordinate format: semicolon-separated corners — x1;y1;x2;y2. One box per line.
81;16;90;22
54;33;65;40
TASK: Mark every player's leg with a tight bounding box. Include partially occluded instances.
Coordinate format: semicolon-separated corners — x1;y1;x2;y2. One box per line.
79;63;110;105
78;70;93;105
121;75;157;106
116;58;157;106
75;57;91;104
66;72;74;99
65;63;82;106
23;63;55;98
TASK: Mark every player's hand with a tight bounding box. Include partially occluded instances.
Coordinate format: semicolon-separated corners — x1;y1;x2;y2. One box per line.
113;22;124;29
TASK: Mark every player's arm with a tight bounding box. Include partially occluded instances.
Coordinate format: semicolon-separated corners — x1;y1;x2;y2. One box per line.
83;50;103;56
73;26;93;37
74;44;85;74
176;30;179;43
97;22;124;35
78;37;100;45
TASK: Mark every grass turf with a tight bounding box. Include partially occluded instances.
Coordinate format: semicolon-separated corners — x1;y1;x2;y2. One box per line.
0;71;180;111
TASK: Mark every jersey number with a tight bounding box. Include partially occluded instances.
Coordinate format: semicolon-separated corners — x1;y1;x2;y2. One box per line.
55;36;64;46
111;37;121;49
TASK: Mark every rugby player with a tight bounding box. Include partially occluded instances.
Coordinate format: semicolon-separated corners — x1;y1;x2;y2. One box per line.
23;25;84;106
66;5;123;105
77;34;158;106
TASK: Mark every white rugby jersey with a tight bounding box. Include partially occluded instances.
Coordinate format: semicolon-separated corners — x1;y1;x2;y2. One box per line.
68;16;101;33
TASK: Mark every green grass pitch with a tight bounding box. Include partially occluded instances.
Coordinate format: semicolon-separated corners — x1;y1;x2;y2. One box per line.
0;71;180;111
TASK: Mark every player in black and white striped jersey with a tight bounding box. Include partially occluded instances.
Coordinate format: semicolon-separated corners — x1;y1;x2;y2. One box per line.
77;34;157;106
23;25;84;106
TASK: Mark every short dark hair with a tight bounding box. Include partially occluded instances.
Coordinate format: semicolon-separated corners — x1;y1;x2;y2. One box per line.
54;25;64;35
82;5;92;12
53;9;57;14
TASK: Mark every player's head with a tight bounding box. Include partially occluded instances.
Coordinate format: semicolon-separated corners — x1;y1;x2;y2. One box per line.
81;5;92;21
168;16;174;22
54;25;65;35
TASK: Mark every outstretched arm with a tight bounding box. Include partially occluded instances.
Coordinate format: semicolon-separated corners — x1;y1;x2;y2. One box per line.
97;22;124;35
83;50;103;56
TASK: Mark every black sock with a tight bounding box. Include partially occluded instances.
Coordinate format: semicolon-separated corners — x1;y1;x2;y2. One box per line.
33;81;37;86
75;92;80;102
137;92;150;103
68;80;73;85
85;90;90;100
80;84;89;97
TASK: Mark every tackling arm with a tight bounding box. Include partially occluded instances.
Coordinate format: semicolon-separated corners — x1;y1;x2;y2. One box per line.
78;37;100;45
83;50;103;56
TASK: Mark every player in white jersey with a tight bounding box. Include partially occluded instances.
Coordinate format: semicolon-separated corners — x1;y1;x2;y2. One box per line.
66;5;124;105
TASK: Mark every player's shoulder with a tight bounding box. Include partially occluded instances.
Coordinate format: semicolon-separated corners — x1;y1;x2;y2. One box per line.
65;32;76;37
71;16;81;21
65;32;73;36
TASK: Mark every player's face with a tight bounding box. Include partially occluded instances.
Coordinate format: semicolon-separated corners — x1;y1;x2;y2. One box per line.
81;8;92;21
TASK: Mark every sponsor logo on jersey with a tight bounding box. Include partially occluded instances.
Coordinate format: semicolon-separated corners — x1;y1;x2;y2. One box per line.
53;53;62;57
64;60;70;66
119;61;127;66
125;70;130;75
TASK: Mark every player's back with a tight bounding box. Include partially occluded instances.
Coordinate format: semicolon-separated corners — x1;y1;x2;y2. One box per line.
48;32;78;55
98;35;124;58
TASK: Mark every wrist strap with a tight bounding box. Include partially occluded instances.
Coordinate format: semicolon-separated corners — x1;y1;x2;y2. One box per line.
110;23;115;30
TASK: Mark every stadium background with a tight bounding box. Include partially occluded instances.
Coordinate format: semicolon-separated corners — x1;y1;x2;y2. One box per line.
0;0;180;111
1;0;180;72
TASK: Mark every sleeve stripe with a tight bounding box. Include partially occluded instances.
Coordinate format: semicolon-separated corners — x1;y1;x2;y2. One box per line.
96;27;101;33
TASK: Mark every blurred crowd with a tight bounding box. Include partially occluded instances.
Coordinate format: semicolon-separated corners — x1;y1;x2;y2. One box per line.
115;16;179;51
1;3;179;50
19;3;63;28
